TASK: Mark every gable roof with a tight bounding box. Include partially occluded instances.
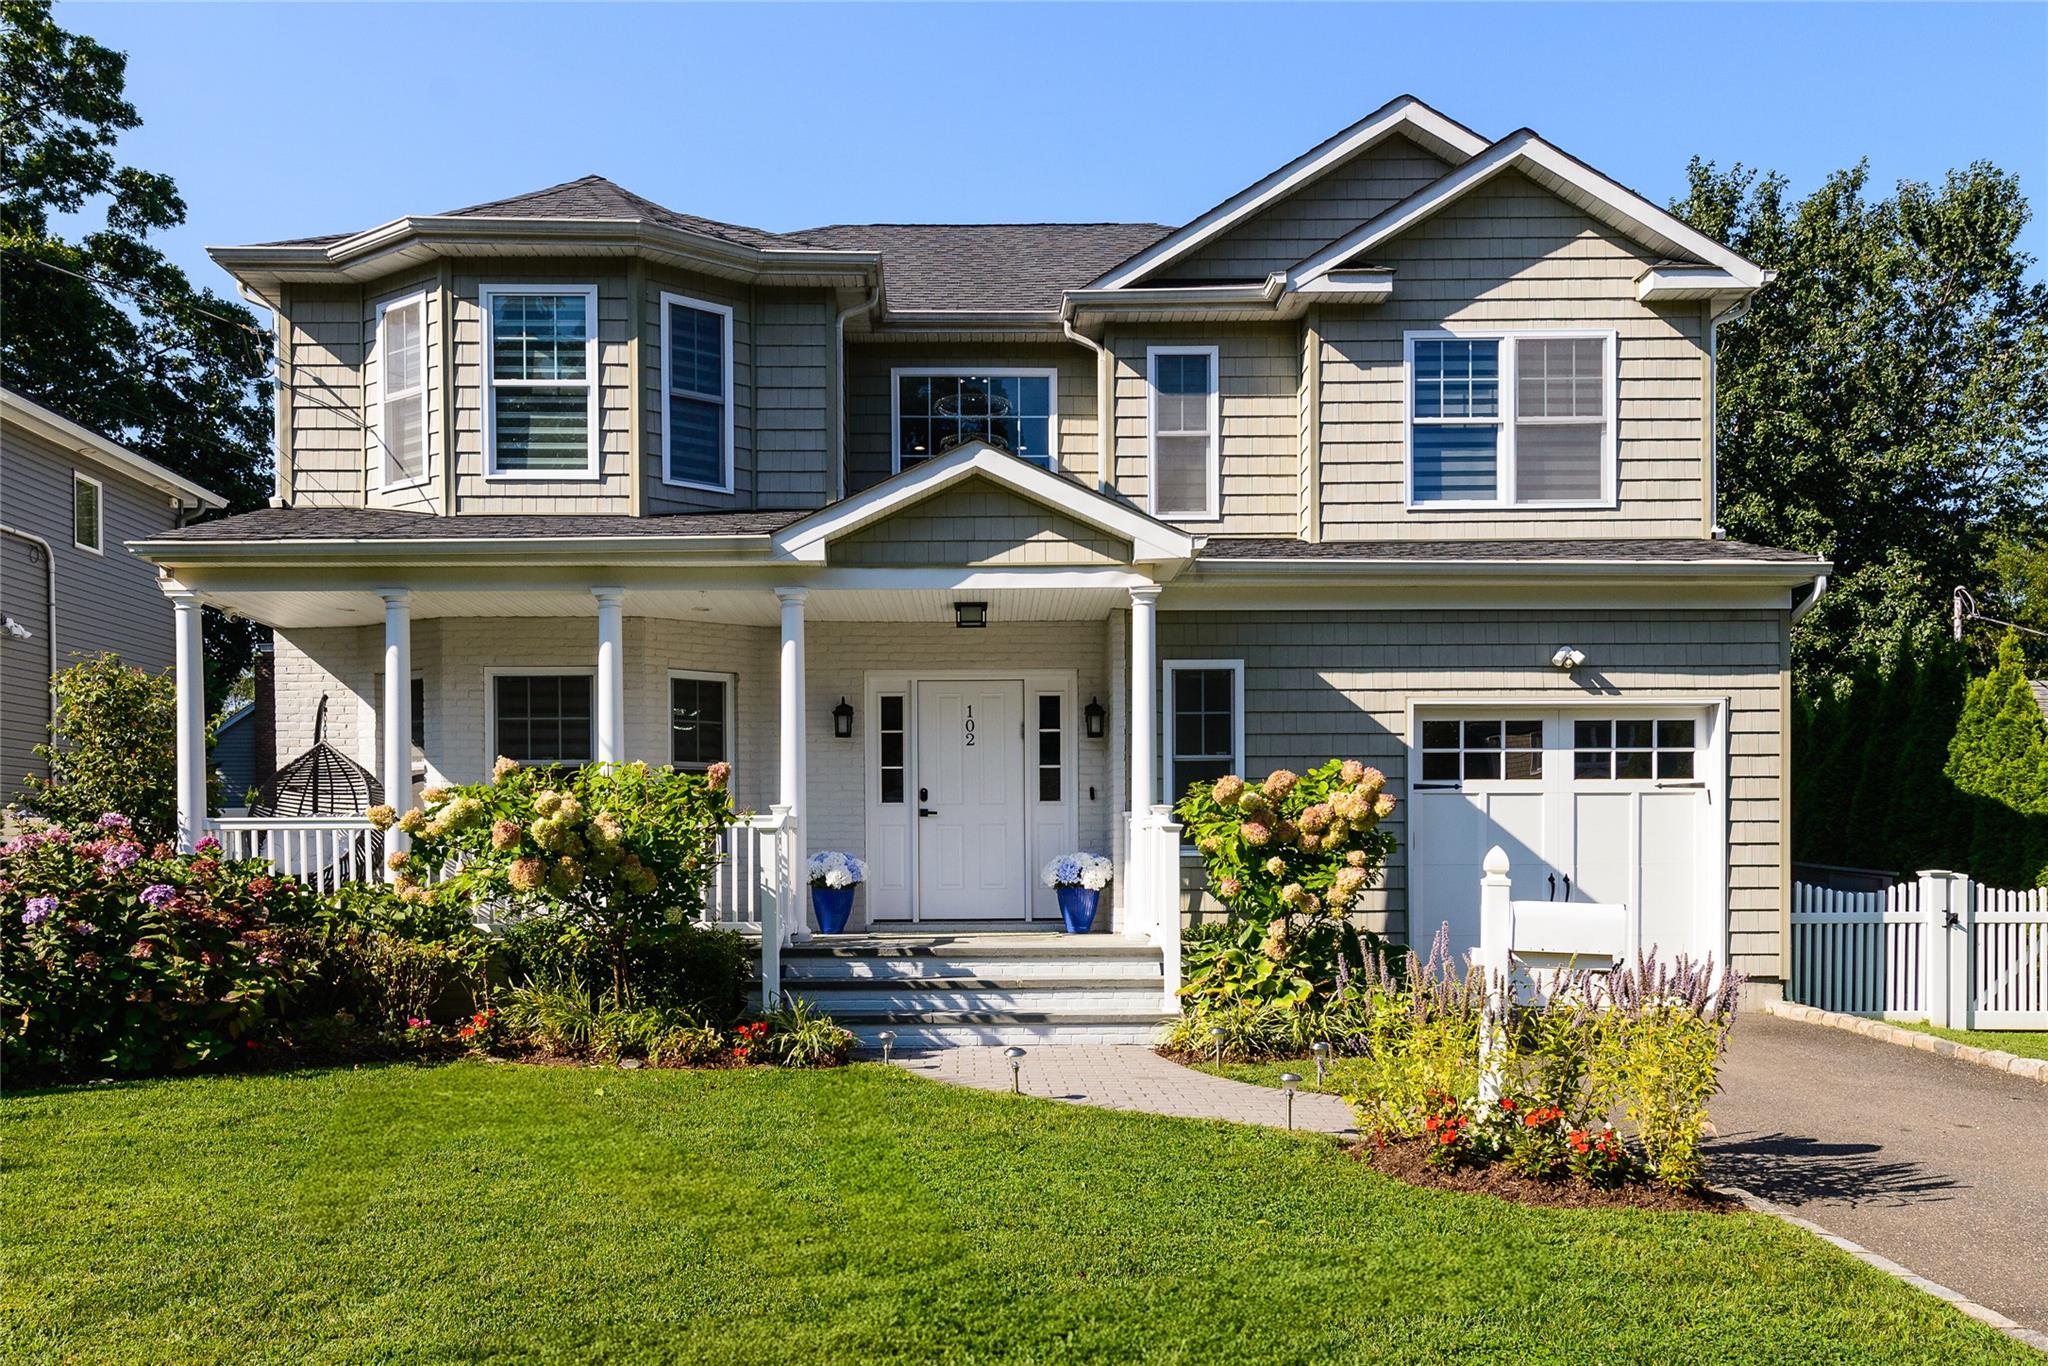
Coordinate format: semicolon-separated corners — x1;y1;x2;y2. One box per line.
1290;130;1767;294
1087;95;1490;291
796;223;1169;313
772;441;1197;565
1;388;227;509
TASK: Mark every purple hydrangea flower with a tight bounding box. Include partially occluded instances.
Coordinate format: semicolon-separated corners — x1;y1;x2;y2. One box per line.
96;813;132;831
100;842;142;872
72;920;99;936
22;896;58;926
140;883;178;909
194;835;221;854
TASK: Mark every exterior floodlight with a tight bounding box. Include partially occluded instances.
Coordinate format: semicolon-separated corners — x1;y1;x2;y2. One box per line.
1003;1045;1026;1092
1551;646;1586;671
1279;1072;1303;1130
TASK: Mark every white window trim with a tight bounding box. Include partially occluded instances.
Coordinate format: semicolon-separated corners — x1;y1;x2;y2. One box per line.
1162;658;1244;807
71;471;103;555
889;366;1061;475
1145;345;1222;523
666;668;736;771
372;290;432;491
480;283;601;482
483;666;598;768
1402;328;1619;511
658;292;735;494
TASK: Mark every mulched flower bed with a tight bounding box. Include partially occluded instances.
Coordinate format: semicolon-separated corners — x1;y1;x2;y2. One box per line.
1350;1137;1737;1213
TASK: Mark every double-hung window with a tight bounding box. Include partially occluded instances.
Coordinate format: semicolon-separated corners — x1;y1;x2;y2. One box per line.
482;285;598;478
1164;660;1243;804
71;472;102;554
1407;330;1613;507
662;294;732;491
669;671;732;773
1147;346;1219;519
374;292;429;487
893;370;1056;470
491;672;594;766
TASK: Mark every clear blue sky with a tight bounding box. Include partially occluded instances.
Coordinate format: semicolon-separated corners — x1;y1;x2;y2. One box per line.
59;1;2048;297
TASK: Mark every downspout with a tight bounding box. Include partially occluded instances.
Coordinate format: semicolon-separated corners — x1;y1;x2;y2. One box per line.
0;524;59;751
1061;313;1114;494
239;282;290;507
832;282;882;503
1790;573;1828;624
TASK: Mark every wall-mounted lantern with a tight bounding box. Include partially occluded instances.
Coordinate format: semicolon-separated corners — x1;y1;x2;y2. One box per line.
832;697;855;739
1083;696;1107;740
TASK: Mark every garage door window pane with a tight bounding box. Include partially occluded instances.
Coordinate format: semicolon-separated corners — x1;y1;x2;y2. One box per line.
1575;716;1697;783
1503;720;1542;780
1423;717;1539;782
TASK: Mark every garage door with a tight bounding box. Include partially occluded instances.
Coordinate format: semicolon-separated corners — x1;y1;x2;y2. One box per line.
1409;708;1720;967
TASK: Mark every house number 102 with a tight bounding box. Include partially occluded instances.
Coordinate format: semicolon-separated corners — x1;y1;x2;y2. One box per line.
963;704;976;746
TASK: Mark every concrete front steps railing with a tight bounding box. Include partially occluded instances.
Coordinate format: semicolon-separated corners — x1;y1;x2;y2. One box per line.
780;931;1175;1048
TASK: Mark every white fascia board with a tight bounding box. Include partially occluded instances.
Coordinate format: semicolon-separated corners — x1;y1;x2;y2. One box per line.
1294;270;1395;301
1291;133;1768;291
1636;265;1758;303
1187;555;1829;587
1;389;227;509
1088;96;1490;291
126;532;778;568
772;440;1197;564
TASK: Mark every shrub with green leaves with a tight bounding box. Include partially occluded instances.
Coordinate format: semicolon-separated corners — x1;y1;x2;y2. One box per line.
1;816;317;1077
755;995;855;1068
14;655;219;846
383;758;735;1001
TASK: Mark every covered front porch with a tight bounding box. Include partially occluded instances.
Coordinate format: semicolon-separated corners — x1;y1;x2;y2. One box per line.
137;444;1198;1016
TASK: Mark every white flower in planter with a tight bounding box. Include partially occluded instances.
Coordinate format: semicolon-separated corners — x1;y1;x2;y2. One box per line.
1041;853;1113;891
807;850;869;889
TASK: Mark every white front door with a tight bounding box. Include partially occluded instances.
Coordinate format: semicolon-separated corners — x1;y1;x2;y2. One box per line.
1410;709;1716;965
914;679;1027;919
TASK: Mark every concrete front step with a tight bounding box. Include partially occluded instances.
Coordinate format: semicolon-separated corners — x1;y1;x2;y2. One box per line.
790;982;1168;1015
848;1017;1171;1049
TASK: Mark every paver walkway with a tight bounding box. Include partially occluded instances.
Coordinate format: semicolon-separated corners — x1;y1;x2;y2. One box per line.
893;1045;1356;1134
1709;1012;2048;1336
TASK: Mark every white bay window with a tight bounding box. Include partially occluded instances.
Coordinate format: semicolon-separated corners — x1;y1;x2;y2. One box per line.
483;285;598;478
1406;330;1615;508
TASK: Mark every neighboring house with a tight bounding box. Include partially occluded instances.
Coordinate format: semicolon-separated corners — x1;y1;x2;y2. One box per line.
1;389;226;794
134;95;1827;1040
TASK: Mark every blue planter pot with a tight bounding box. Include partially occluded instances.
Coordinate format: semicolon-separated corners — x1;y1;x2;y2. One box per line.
1055;886;1100;934
812;885;855;935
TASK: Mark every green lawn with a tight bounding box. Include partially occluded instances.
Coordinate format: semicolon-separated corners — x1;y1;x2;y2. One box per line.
1891;1020;2048;1061
2;1063;2029;1364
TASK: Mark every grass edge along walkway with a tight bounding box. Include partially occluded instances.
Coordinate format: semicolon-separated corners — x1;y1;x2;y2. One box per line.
2;1061;2034;1365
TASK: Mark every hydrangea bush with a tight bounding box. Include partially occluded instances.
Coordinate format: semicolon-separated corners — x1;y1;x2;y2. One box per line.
1040;853;1112;891
806;851;867;889
1175;759;1399;1008
381;758;734;1001
1;815;320;1077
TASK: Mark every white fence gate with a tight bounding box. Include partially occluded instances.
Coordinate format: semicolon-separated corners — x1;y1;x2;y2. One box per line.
1790;871;2048;1029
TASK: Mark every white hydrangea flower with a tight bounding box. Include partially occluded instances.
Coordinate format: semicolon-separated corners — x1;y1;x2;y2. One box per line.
808;851;868;888
1042;852;1114;889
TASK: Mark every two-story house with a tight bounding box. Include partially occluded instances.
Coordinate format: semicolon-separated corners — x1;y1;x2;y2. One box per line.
137;96;1827;1043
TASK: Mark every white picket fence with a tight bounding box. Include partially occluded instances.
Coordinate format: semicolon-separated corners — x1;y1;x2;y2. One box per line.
1790;871;2048;1029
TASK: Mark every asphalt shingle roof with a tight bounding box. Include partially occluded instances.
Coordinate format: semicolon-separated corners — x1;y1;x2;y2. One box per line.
143;507;803;543
793;222;1171;312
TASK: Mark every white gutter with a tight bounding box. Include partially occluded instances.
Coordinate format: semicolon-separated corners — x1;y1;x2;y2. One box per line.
1061;317;1115;493
1791;573;1828;623
0;524;59;745
832;283;883;502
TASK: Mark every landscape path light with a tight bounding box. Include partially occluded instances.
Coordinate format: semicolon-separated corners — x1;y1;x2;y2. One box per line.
1210;1026;1227;1071
1311;1041;1330;1086
1004;1046;1025;1092
1280;1073;1302;1130
876;1030;895;1063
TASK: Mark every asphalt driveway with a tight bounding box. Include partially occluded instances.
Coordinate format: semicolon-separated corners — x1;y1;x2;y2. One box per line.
1708;1012;2048;1336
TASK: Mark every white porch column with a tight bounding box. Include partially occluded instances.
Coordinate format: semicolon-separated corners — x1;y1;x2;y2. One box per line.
775;588;808;826
593;586;626;765
1128;585;1161;810
379;588;413;873
167;588;208;850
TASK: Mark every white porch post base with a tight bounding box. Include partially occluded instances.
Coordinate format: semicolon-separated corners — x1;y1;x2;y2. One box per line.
593;586;626;765
167;588;208;850
379;588;413;876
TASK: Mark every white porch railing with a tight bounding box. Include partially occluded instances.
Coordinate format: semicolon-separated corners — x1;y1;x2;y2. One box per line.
1791;872;2048;1029
707;807;799;1005
214;816;381;892
1124;805;1185;1010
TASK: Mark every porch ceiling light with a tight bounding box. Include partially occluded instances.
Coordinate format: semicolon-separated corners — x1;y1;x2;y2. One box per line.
832;697;855;739
1083;696;1107;740
953;601;988;629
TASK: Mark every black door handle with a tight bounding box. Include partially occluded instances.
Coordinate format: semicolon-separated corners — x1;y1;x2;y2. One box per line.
1547;873;1556;901
1562;875;1572;899
918;808;938;818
